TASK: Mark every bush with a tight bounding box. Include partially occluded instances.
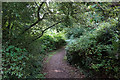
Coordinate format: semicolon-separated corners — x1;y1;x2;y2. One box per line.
66;25;120;78
65;27;85;39
2;33;66;78
2;45;45;79
93;26;115;45
39;34;66;51
54;35;66;48
39;35;56;51
2;45;29;78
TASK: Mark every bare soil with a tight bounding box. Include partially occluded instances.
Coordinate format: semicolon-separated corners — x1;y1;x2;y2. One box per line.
43;47;85;78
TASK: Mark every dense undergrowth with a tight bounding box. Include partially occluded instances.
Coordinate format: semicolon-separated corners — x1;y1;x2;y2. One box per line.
66;21;120;78
2;32;66;78
2;2;120;79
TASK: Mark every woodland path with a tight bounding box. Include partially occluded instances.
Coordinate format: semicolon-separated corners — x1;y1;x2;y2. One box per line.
43;47;85;78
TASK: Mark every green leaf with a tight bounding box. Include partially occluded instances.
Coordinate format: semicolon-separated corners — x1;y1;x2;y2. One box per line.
6;46;14;51
15;47;20;51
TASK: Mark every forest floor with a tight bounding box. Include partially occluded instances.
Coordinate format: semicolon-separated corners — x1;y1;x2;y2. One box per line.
43;47;85;78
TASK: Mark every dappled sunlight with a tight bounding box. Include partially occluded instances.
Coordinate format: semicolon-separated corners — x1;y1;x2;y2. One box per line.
53;70;63;73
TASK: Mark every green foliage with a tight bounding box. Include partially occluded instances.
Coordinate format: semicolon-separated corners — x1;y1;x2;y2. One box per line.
2;45;47;78
2;45;28;78
24;54;45;78
2;2;120;79
2;2;35;44
39;35;56;51
53;35;66;48
24;33;66;78
66;23;120;78
65;27;85;39
29;34;66;55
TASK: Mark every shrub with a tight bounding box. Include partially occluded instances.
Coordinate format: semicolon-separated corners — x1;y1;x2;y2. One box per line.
66;25;120;78
3;34;66;78
54;35;66;48
2;45;29;78
2;45;46;78
39;35;56;51
39;34;66;50
65;27;85;39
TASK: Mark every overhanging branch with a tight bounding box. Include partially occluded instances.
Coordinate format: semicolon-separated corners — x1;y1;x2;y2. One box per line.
28;20;62;44
21;2;45;35
10;2;46;44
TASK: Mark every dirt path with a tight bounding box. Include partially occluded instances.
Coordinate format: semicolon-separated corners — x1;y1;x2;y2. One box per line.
43;47;85;78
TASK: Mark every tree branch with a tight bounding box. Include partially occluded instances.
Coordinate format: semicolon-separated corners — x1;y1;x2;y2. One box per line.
28;21;62;44
45;2;53;14
10;2;47;44
95;2;105;11
37;2;45;20
34;1;39;7
21;2;45;35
